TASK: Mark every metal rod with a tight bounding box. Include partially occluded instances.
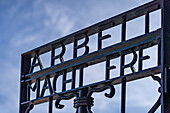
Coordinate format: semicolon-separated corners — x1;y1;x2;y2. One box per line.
138;48;143;71
20;55;31;113
145;11;150;34
106;59;110;80
121;78;126;113
121;18;126;42
72;69;76;89
49;97;53;113
161;0;170;112
158;42;161;66
78;89;88;113
121;17;126;113
98;29;102;50
79;67;84;87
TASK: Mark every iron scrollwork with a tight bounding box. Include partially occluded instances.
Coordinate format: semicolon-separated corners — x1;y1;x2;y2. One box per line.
148;75;161;113
73;84;115;113
55;93;78;109
87;84;115;113
87;84;115;98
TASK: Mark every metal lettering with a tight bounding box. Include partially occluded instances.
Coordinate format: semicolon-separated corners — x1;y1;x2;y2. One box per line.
121;51;137;73
29;53;43;73
27;78;40;99
53;72;61;93
138;48;150;71
51;44;66;66
73;33;89;58
98;29;111;50
41;76;53;97
106;58;116;80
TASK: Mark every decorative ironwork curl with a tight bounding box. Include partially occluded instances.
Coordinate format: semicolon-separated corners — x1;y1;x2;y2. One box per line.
105;85;115;98
151;75;161;93
87;84;115;98
55;93;78;109
151;75;161;85
84;84;115;113
148;75;161;113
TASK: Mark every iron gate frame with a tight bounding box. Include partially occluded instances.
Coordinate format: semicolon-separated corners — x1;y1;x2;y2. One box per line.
19;0;170;112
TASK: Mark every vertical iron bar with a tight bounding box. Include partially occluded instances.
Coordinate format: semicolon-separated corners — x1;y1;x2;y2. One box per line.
78;66;87;113
145;11;150;34
79;67;84;87
51;47;55;66
27;81;31;101
78;89;88;113
138;12;150;71
138;49;143;71
62;70;67;91
49;97;53;113
98;29;102;50
72;69;76;89
106;59;110;80
20;54;31;113
158;42;161;66
74;39;78;58
161;0;170;112
121;17;126;113
121;78;126;113
121;18;126;42
37;78;40;98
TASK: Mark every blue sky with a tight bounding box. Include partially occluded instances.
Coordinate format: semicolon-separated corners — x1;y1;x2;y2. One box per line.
0;0;161;113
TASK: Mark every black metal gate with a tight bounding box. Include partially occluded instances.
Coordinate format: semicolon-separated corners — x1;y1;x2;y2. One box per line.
19;0;170;112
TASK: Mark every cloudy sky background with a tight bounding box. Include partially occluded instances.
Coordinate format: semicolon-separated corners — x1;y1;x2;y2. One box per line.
0;0;161;113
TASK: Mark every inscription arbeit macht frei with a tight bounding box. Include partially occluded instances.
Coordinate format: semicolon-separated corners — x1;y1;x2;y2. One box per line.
27;33;152;100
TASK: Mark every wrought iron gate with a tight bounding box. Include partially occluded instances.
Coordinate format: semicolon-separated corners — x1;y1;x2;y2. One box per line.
19;0;170;112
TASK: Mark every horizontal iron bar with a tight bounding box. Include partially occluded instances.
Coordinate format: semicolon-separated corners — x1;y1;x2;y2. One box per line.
24;29;161;83
21;66;161;105
22;0;160;57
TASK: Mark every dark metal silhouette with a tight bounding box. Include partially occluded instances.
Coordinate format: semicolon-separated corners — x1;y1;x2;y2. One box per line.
19;0;170;112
